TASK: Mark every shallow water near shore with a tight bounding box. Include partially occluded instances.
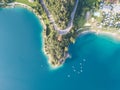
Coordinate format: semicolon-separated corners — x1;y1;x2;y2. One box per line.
0;8;120;90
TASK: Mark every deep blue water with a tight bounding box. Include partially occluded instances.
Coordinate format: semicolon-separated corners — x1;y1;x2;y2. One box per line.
0;8;120;90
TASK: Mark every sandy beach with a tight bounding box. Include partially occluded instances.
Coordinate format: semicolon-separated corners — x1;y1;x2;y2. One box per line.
90;29;120;41
79;29;120;42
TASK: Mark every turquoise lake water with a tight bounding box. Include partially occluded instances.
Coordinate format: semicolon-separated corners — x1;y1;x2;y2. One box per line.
0;8;120;90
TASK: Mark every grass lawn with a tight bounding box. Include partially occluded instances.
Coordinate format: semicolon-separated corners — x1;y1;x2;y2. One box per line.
14;0;38;7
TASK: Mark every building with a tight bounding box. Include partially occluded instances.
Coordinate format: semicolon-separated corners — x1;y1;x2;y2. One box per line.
113;5;120;13
58;35;62;41
28;0;34;3
102;5;112;12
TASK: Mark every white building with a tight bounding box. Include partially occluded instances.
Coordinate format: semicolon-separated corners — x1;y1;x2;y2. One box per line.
28;0;34;3
113;5;120;13
94;12;100;17
102;5;112;12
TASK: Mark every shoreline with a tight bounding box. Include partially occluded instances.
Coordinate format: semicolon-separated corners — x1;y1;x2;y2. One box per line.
78;29;120;41
3;1;120;69
44;28;120;69
91;30;120;41
2;1;63;69
43;47;63;69
42;32;63;69
6;2;46;30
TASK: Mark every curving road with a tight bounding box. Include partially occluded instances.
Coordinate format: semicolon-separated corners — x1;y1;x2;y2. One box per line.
39;0;79;35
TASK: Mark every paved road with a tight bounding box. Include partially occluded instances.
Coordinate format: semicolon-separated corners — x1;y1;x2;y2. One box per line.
40;0;79;35
40;0;59;31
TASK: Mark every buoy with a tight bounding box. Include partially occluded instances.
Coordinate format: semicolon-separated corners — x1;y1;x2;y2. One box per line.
67;75;70;78
80;70;83;72
72;66;75;68
83;59;86;62
80;63;82;65
73;69;76;72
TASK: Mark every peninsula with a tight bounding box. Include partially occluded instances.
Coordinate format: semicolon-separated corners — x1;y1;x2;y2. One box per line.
1;0;119;68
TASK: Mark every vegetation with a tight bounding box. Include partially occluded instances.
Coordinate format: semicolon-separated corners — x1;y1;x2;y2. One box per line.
74;0;100;29
0;0;100;67
44;0;75;29
38;0;100;66
14;0;37;7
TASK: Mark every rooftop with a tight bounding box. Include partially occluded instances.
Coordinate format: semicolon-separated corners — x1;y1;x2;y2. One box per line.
28;0;34;3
